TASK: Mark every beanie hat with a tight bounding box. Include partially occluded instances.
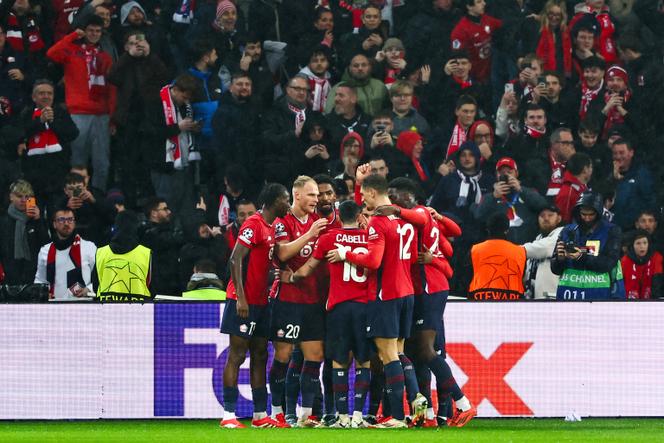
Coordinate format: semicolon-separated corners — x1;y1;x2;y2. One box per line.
396;127;422;158
382;38;405;52
216;0;236;18
605;65;628;84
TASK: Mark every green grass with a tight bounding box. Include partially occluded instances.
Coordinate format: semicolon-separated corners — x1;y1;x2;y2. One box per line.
1;419;664;443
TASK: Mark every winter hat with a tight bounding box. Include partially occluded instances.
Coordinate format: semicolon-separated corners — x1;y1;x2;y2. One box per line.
340;131;365;159
605;65;628;83
216;0;236;18
382;38;404;52
120;1;146;26
396;127;422;159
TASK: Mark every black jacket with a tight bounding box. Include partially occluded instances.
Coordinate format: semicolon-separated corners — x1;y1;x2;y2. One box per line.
0;210;49;284
140;220;185;296
212;91;262;170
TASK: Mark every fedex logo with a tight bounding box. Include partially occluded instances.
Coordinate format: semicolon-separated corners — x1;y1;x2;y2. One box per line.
154;304;264;417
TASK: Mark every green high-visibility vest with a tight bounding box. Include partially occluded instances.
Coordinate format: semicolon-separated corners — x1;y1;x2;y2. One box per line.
95;244;151;301
182;287;227;300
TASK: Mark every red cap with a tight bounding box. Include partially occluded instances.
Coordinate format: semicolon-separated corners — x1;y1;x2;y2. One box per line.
606;65;628;84
496;157;517;172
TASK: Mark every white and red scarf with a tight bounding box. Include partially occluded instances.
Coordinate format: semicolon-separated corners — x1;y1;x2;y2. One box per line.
160;85;192;170
524;125;546;139
46;235;82;299
27;108;62;156
81;43;106;98
446;120;467;159
300;67;330;113
546;154;566;197
579;78;604;120
288;102;306;133
602;88;631;138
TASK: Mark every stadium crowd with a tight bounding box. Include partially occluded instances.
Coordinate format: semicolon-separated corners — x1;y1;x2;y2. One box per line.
0;0;663;299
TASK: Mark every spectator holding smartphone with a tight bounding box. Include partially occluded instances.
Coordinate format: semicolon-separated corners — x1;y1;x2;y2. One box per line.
0;180;49;284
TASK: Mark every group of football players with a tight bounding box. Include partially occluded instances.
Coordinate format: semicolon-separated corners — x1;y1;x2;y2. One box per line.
219;164;477;429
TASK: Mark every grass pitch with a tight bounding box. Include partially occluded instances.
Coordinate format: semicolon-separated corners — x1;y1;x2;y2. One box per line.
1;418;663;443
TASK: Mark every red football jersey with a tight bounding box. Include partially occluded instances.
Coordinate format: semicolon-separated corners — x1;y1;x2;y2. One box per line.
450;14;503;83
270;212;320;304
313;227;370;310
411;206;450;294
226;213;275;306
314;209;342;300
346;215;417;301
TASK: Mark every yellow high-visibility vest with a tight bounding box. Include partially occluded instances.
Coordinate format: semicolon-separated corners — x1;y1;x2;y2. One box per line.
95;244;151;301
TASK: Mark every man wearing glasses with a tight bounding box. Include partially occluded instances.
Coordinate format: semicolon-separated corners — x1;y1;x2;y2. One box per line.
262;74;316;186
35;208;97;299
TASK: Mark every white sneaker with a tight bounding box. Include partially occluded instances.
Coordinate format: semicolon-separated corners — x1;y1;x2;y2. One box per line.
329;416;351;428
374;418;408;429
411;393;428;425
350;417;370;428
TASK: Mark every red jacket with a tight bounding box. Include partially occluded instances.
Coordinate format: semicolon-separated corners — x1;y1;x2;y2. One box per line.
46;32;115;115
450;14;502;83
621;251;663;299
555;170;587;223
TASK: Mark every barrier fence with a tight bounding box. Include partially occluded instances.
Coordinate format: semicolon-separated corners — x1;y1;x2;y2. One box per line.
0;302;662;419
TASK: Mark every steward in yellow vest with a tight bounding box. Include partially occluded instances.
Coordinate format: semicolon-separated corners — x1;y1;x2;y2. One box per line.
469;212;526;300
93;211;152;302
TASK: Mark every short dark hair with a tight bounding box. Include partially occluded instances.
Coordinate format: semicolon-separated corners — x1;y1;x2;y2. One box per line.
361;174;388;194
544;70;565;89
84;14;105;28
372;109;393;121
172;73;198;95
582;55;606;71
455;94;477;110
637;209;658;221
240;31;261;46
236;198;256;209
525;103;545;115
579;118;600;134
448;49;470;62
567;152;592;176
230;71;251;84
388;177;419;197
193;258;217;274
144;196;166;217
123;28;146;44
258;183;288;208
486;212;510;238
32;78;54;93
313;174;336;189
632;229;651;244
338;200;360;223
189;38;216;63
612;137;633;151
52;206;75;223
64;173;85;186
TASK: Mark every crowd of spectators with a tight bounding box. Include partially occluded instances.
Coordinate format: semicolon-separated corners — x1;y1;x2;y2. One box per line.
0;0;662;299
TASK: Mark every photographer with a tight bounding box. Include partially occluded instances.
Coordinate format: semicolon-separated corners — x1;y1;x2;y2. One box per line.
551;191;624;300
474;157;547;245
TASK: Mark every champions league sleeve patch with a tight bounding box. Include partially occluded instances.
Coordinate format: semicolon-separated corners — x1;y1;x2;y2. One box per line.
452;39;461;49
239;228;254;242
275;222;287;238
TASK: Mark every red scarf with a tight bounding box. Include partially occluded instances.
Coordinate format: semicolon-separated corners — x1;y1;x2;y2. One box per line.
524;125;546;139
5;13;45;53
452;75;473;89
46;235;82;299
446;120;467;159
546;153;566;197
27;108;63;156
161;85;193;169
339;1;363;32
81;43;106;99
602;89;631;138
305;73;330;113
536;26;572;78
384;67;400;86
579;79;603;120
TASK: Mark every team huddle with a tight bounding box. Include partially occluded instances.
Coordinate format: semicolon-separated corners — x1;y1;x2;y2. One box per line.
219;165;476;429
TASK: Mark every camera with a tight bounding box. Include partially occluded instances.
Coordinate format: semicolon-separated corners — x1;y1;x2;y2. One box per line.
564;241;577;253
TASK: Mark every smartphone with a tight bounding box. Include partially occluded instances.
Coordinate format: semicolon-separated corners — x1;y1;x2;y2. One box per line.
537;76;547;87
72;187;82;198
504;83;514;93
135;34;146;42
26;197;36;210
